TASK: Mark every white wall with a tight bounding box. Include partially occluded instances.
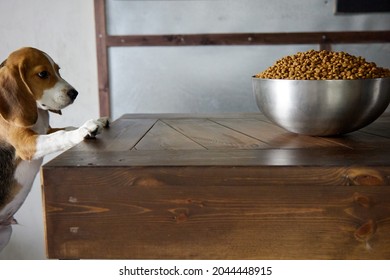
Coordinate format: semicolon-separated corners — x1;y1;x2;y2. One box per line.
0;0;99;259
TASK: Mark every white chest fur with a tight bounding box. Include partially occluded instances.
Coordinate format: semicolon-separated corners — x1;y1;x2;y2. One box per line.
0;158;43;220
0;109;49;222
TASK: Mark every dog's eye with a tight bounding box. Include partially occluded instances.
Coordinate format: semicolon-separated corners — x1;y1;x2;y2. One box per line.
37;71;49;79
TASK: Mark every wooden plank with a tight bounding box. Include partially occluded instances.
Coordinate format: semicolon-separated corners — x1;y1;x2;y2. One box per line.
94;0;110;117
106;31;390;47
42;168;390;259
212;113;390;149
135;120;205;150
70;118;157;152
360;113;390;138
120;112;268;120
42;166;390;189
43;148;390;167
162;119;270;149
317;131;390;149
211;118;344;149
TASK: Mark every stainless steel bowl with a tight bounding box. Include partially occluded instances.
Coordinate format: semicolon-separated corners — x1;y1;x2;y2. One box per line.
252;77;390;136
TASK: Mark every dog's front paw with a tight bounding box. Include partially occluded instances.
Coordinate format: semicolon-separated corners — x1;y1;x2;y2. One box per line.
97;116;110;128
80;118;107;139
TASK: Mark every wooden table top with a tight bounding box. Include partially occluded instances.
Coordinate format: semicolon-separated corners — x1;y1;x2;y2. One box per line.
45;112;390;168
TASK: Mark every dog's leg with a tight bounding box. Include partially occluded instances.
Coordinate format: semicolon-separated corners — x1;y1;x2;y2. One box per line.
47;126;77;133
48;117;109;134
0;225;12;252
32;118;108;160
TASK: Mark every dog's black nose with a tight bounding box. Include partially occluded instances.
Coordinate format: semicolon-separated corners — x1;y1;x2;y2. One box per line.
67;89;78;101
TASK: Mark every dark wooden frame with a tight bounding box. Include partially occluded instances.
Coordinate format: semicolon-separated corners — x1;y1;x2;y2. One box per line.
94;0;390;117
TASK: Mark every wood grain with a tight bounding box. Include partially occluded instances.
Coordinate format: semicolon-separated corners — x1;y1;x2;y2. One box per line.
360;114;390;138
162;118;270;149
70;118;157;152
135;120;205;150
94;0;110;117
211;118;340;148
42;168;390;259
41;113;390;259
106;31;390;47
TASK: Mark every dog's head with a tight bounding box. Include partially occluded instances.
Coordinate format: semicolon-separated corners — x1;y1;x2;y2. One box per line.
0;47;78;127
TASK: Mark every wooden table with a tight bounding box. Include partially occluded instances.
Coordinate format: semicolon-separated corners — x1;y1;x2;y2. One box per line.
41;113;390;259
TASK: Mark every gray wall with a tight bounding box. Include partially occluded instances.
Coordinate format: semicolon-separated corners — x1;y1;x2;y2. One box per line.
106;0;390;119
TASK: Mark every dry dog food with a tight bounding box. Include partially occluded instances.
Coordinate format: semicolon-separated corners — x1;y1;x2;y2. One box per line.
255;49;390;80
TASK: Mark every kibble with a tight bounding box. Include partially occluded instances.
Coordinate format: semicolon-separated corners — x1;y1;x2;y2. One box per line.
255;50;390;80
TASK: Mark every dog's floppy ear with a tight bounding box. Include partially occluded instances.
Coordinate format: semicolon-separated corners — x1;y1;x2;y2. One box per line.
0;61;38;127
0;59;6;68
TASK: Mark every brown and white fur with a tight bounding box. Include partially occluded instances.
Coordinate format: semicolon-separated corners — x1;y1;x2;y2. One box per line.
0;47;108;251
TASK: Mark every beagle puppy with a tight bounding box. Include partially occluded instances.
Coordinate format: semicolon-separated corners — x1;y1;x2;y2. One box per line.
0;47;108;251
